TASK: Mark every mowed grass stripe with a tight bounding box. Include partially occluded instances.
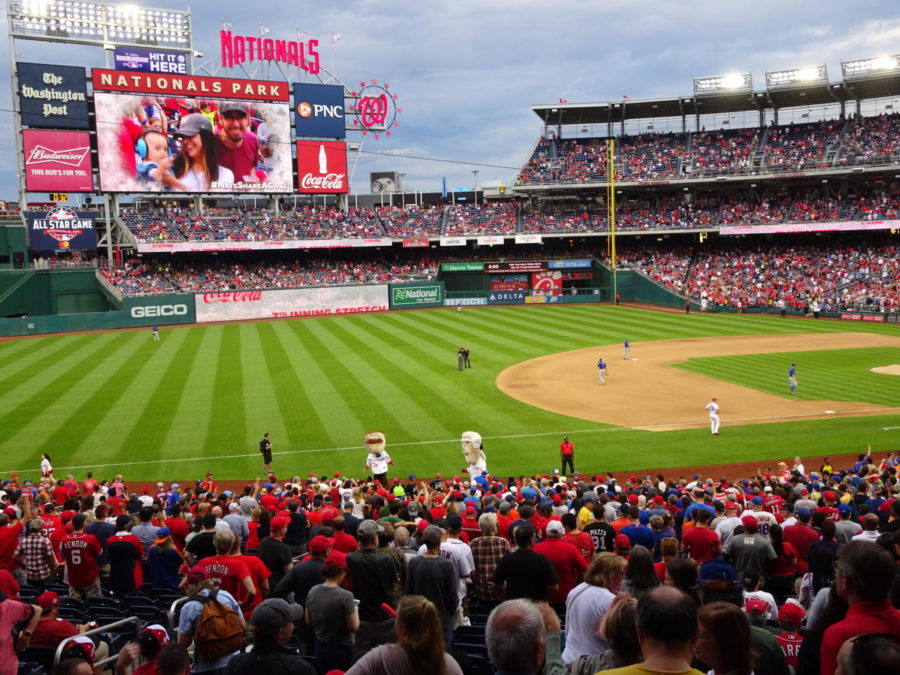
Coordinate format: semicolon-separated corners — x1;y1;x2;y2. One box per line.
294;319;405;442
0;334;67;372
239;324;291;452
254;321;326;452
119;327;207;456
278;321;365;450
310;318;444;442
160;326;225;460
204;325;247;454
340;316;476;434
26;331;151;458
411;311;539;361
0;334;103;407
0;332;128;439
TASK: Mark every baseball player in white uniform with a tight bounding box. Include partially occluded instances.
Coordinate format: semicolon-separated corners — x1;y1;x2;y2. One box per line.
706;397;720;435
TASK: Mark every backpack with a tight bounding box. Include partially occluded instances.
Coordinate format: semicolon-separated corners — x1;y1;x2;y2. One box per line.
191;589;244;660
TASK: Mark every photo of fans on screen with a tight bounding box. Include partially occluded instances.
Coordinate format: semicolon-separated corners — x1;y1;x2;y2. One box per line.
95;93;292;193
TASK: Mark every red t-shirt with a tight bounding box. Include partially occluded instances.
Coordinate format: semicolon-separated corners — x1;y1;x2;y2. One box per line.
82;479;99;496
199;555;251;604
560;441;574;456
52;486;69;506
775;632;803;671
533;538;588;605
0;600;32;673
332;532;358;554
59;532;102;586
564;531;595;565
782;523;819;574
682;526;721;563
772;542;797;577
164;517;190;550
260;494;279;512
0;523;24;571
247;522;262;551
233;554;271;618
30;618;79;648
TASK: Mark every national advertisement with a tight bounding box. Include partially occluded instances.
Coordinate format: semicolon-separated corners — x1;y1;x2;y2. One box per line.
136;238;392;253
94;92;292;194
532;271;563;295
441;262;484;272
487;290;525;304
27;208;97;252
22;130;93;192
294;83;346;138
297;140;349;194
548;259;593;269
17;63;89;129
390;283;444;309
114;47;189;75
195;285;388;323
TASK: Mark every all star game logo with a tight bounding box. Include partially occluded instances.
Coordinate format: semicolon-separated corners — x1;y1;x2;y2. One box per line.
28;207;97;251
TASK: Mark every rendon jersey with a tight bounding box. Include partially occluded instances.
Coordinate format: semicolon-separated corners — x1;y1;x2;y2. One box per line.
59;532;102;586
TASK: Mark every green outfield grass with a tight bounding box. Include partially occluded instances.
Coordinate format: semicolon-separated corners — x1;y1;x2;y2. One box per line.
1;305;899;481
674;347;900;405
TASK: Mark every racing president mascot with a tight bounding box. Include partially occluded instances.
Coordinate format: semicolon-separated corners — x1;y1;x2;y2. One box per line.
364;430;393;486
461;430;488;478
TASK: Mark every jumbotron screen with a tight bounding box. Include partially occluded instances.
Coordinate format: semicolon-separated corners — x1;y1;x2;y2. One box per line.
94;93;292;193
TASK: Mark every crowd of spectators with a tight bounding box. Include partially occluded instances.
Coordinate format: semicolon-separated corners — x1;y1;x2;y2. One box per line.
100;256;437;296
443;203;519;237
0;450;898;674
615;240;900;312
517;114;900;185
378;206;445;238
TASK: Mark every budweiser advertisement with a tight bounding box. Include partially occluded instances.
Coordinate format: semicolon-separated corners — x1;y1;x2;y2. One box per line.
195;285;388;323
22;130;93;192
297;140;348;193
94;92;291;194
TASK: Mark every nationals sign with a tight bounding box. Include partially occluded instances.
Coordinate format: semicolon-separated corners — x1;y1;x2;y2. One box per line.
297;141;348;193
195;285;388;323
22;130;93;192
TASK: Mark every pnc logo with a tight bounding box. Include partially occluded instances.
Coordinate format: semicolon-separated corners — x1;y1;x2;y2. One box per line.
298;101;344;119
131;305;188;318
297;102;313;118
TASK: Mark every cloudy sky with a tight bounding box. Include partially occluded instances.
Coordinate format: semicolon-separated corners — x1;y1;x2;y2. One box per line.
2;0;899;201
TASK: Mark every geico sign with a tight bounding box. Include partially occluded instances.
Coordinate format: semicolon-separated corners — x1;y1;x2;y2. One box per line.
130;304;188;318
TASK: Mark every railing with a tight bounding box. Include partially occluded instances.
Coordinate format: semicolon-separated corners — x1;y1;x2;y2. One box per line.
30;260;98;270
54;616;142;671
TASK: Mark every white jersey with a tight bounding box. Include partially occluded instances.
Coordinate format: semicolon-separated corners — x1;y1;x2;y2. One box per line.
706;401;719;416
367;451;392;475
715;516;743;547
740;509;778;536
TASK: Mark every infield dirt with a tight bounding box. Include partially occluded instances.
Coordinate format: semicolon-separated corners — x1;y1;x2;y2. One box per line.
497;333;900;431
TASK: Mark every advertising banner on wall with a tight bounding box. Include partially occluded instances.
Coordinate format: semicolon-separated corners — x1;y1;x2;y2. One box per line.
114;47;189;75
389;283;444;309
297;140;348;193
94;92;292;193
441;262;483;272
22;130;93;192
439;237;467;247
532;271;563;295
27;208;97;251
515;234;543;244
294;83;346;138
548;259;593;269
477;236;505;246
487;290;525;304
720;220;899;235
486;261;546;273
91;69;289;101
402;238;429;248
525;294;562;304
136;238;392;253
444;297;487;306
122;294;195;326
17;63;89;129
195;285;388;323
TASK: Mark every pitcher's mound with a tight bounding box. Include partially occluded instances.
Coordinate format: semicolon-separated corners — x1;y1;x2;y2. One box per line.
496;333;900;431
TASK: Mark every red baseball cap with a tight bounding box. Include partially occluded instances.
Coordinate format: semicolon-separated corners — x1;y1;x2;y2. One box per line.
745;598;767;615
37;591;59;609
741;515;758;532
778;602;806;624
614;533;631;547
270;516;290;532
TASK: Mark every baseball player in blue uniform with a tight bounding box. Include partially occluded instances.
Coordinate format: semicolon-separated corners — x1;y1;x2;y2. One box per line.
597;358;607;385
789;363;797;394
624;337;630;360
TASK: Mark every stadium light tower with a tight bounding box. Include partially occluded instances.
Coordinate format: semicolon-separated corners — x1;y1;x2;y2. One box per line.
766;65;828;89
841;54;900;80
693;72;752;96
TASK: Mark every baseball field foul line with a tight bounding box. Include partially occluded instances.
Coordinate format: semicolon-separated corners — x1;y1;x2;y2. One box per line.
3;406;897;475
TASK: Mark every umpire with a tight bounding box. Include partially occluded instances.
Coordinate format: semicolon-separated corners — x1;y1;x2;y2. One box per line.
259;432;273;473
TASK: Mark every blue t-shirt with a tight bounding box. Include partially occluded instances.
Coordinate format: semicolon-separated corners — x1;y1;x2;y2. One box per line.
789;366;796;377
178;588;242;671
620;524;655;550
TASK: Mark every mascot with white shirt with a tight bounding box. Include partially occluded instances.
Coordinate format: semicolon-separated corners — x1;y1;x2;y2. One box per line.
364;431;393;486
461;430;487;478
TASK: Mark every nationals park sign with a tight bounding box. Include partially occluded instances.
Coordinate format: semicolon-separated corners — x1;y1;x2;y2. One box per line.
389;283;444;309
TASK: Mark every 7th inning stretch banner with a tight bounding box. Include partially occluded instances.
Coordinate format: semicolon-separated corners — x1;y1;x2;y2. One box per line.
137;238;392;253
720;220;899;235
195;285;389;323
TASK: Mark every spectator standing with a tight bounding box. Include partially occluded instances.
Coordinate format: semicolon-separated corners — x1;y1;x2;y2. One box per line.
223;504;249;545
146;527;183;591
562;552;626;666
724;515;777;577
406;525;458;645
131;507;160;557
59;513;101;600
225;598;315;675
493;525;559;602
485;599;564;675
198;530;256;611
186;514;218;566
583;504;616;554
469;513;510;604
107;514;144;596
533;520;587;608
305;561;359;672
258;516;293;591
15;519;56;586
562;512;595;565
346;519;400;654
0;590;41;675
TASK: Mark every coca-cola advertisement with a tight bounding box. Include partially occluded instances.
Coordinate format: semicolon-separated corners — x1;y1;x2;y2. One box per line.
297;140;348;194
22;130;93;192
195;285;388;323
94;92;292;193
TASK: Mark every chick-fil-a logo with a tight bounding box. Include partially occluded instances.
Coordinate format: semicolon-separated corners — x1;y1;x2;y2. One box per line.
202;291;263;304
